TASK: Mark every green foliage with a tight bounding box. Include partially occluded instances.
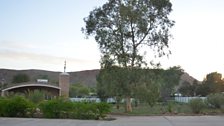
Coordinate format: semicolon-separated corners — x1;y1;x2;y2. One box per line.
197;72;224;96
0;96;35;117
96;66;130;103
160;66;183;101
0;97;7;116
96;102;112;118
134;70;162;107
39;98;111;119
97;66;183;110
83;0;174;68
69;83;90;97
12;73;30;83
112;102;192;115
207;93;224;109
195;84;210;96
39;98;73;118
189;98;205;114
70;102;111;119
167;101;175;113
97;67;163;108
179;80;198;97
26;90;46;104
83;0;174;112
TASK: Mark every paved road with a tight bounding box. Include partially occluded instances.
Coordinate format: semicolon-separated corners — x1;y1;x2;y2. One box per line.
0;116;224;126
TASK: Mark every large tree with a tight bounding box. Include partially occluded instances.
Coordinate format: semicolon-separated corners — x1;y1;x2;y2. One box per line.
161;66;183;100
197;72;224;96
97;66;131;109
83;0;174;112
69;83;90;98
97;67;162;109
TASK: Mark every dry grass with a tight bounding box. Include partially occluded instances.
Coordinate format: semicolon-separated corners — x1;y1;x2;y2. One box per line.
111;102;224;116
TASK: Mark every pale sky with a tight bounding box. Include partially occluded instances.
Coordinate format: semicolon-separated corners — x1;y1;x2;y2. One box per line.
0;0;224;81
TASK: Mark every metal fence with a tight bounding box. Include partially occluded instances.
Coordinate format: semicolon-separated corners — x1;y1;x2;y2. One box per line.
174;96;206;103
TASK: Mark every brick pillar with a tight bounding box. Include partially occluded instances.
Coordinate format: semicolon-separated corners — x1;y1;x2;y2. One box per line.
59;72;70;98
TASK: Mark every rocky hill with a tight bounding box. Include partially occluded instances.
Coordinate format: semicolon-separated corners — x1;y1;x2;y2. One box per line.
0;69;99;87
0;69;197;88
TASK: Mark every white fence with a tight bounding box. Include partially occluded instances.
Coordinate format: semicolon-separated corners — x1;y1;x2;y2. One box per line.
71;97;207;103
70;97;116;103
174;97;206;103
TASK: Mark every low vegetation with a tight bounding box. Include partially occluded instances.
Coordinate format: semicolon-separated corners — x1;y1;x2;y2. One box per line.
39;98;111;119
1;94;224;119
189;98;205;114
111;95;224;115
0;96;35;117
207;93;224;109
0;96;111;120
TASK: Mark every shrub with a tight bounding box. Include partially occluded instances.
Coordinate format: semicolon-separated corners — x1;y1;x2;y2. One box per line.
39;98;73;118
39;98;111;119
71;102;97;119
189;98;205;114
70;102;111;120
1;96;35;117
96;102;111;118
26;90;46;104
207;93;224;109
166;101;175;113
0;97;7;116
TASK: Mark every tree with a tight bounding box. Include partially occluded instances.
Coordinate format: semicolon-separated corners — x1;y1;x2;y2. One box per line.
12;73;30;84
96;66;130;109
69;83;90;97
179;81;196;96
196;83;210;96
97;67;163;109
196;72;224;96
160;66;183;100
133;69;162;107
179;79;199;97
83;0;174;112
204;72;224;93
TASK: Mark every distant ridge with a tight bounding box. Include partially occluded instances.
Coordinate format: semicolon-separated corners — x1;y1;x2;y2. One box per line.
0;69;197;87
0;69;99;87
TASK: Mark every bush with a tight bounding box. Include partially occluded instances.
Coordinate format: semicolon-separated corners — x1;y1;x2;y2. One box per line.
189;98;205;114
0;97;7;116
166;101;175;113
0;96;35;117
26;90;46;104
39;98;73;118
71;102;97;119
96;102;111;118
207;93;224;109
39;98;111;119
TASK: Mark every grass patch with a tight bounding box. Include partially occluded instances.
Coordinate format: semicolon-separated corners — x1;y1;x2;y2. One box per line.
111;102;192;115
111;101;224;116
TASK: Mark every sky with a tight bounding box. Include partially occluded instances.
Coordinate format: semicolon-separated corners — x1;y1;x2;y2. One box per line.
0;0;224;81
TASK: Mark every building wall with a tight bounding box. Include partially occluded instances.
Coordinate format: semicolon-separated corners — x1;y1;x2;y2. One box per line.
59;73;70;98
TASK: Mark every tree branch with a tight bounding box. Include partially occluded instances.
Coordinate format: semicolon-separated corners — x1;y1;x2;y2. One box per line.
136;20;153;47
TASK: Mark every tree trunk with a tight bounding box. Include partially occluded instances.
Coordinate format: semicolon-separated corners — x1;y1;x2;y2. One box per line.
116;104;120;109
125;96;132;112
116;100;120;109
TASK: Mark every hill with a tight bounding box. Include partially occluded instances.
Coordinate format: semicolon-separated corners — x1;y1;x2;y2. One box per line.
0;69;99;87
0;69;197;88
